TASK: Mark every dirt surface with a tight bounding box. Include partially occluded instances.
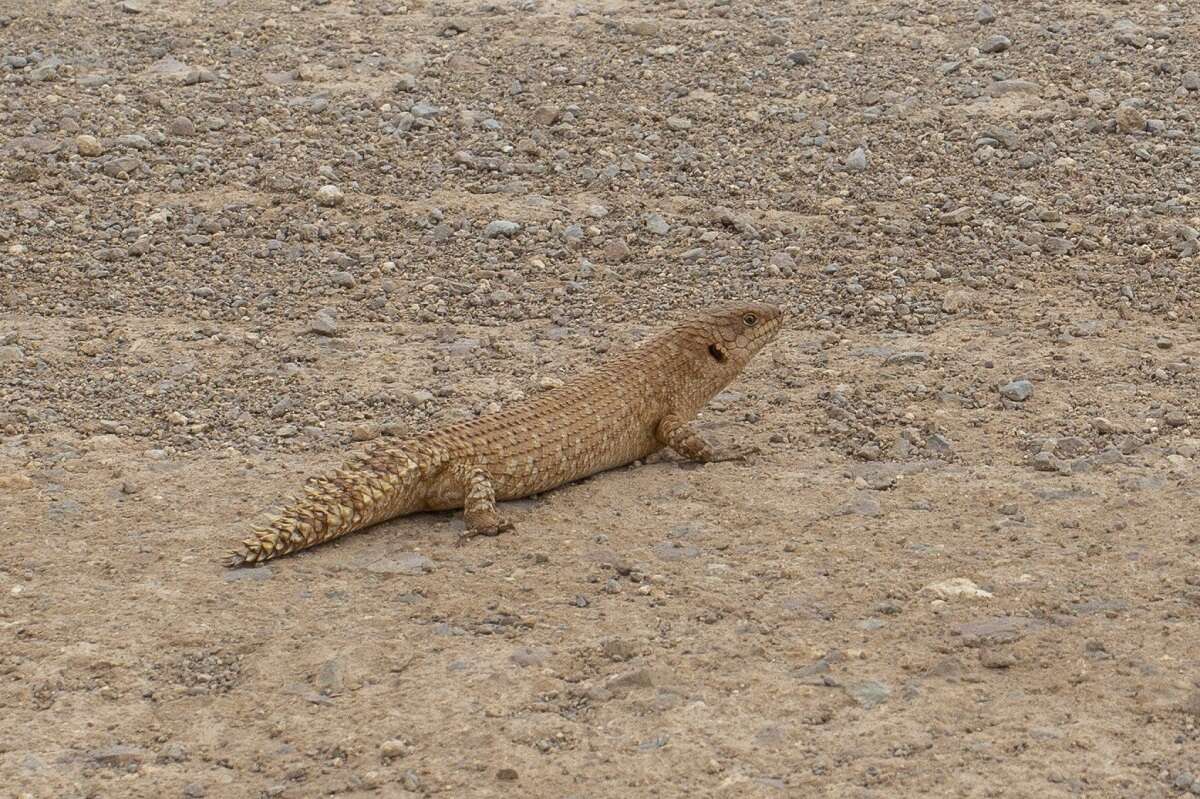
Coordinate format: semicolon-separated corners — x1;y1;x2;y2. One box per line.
3;0;1200;796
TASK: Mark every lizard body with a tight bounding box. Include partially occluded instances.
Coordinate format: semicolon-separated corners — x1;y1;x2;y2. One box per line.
226;302;782;566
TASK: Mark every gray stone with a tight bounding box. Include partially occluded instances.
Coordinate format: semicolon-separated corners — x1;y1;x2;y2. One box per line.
845;146;868;172
981;34;1011;53
976;4;995;24
316;657;345;694
645;213;670;235
484;220;520;238
844;680;890;709
999;379;1033;402
309;310;337;336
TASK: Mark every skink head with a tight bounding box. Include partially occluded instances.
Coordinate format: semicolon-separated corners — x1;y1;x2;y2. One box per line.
670;302;784;399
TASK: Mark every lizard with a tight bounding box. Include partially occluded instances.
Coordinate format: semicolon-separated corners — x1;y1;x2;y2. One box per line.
225;302;783;567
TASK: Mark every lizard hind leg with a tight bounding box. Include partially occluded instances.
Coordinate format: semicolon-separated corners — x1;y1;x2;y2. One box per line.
455;466;515;546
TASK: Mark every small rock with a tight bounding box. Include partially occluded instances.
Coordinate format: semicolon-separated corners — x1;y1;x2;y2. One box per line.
350;424;378;442
379;739;410;760
0;345;25;362
484;220;520;238
316;658;345;695
168;116;196;136
1183;72;1200;92
787;50;813;66
923;578;993;599
75;134;104;156
309;310;337;336
645;213;670;235
979;647;1017;669
315;185;344;207
533;104;561;126
844;680;890;709
329;270;356;288
981;34;1011;53
845;146;868;172
976;4;995;24
496;768;519;782
666;115;692;131
604;238;631;262
999;379;1033;402
1115;105;1146;133
1031;451;1060;472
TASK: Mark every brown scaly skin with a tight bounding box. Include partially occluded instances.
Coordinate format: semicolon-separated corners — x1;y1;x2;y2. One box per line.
226;303;783;567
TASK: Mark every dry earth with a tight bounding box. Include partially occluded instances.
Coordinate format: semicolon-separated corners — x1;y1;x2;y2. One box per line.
3;0;1200;796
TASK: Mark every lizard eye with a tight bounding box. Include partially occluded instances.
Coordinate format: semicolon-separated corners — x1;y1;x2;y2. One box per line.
742;313;758;327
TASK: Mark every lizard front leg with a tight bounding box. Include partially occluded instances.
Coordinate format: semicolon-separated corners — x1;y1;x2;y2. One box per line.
655;414;758;463
455;466;515;546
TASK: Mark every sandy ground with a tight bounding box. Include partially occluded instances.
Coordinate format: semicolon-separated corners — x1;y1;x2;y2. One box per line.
3;0;1200;796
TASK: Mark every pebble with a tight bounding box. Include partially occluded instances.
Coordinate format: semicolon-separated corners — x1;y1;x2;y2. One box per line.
329;270;355;288
379;739;410;760
533;104;561;126
168;116;196;136
309;310;338;336
0;344;24;362
999;379;1033;402
315;185;344;207
981;34;1011;53
666;115;692;131
1115;105;1146;133
483;220;520;238
1183;72;1200;92
75;134;104;156
604;238;631;262
976;4;995;24
923;578;993;599
845;146;868;172
645;213;669;235
316;657;345;694
979;647;1017;669
844;680;890;709
350;424;378;441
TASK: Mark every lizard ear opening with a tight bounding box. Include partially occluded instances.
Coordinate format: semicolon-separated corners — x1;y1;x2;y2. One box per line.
708;343;728;364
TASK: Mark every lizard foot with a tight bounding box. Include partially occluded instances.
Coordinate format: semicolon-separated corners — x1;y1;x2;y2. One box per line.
456;518;515;547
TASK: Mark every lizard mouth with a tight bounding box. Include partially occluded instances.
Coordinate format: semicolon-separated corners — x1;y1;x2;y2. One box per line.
708;343;729;364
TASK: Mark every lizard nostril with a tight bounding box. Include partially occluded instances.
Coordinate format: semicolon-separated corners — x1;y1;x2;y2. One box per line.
708;344;728;363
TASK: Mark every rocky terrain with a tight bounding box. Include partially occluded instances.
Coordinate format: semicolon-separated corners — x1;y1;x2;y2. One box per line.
2;0;1200;796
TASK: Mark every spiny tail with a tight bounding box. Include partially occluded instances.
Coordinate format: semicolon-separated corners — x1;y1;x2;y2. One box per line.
225;450;420;567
